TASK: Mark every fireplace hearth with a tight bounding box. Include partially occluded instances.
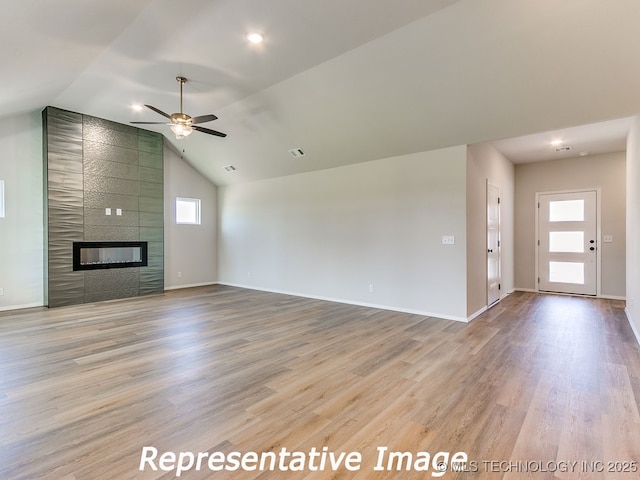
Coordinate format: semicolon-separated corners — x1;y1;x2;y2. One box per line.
73;242;148;271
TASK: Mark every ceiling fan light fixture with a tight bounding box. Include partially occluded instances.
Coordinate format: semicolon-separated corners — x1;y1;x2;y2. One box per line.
170;123;193;139
131;75;226;139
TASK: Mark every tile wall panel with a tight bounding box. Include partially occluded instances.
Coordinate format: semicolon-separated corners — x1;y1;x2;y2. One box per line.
84;140;139;165
139;151;163;168
84;175;140;196
84;269;139;294
139;211;163;228
138;130;163;154
139;227;163;242
84;192;139;211
84;157;140;180
44;107;164;306
84;208;139;228
139;181;163;198
83;116;138;150
138;196;163;213
83;226;140;242
45;108;85;307
84;289;140;304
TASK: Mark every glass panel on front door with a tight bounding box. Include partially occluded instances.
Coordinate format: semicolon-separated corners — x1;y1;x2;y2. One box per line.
549;199;584;222
549;231;584;253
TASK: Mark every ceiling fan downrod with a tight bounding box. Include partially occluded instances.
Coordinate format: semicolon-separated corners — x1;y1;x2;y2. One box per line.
176;76;187;114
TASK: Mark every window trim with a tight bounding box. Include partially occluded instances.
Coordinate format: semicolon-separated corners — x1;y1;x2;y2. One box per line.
175;197;201;225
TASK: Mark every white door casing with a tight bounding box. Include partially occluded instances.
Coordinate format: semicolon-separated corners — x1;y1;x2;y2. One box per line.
537;190;598;296
487;182;501;307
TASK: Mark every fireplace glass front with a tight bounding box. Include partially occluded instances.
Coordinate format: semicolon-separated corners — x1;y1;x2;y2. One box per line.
73;242;148;270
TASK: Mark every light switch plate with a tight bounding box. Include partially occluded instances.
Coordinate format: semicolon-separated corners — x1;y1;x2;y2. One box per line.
442;235;455;245
105;208;111;216
116;208;122;216
603;235;613;243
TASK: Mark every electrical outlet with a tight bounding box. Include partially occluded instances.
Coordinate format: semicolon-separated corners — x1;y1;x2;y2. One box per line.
369;284;374;293
0;287;4;296
177;271;182;278
105;208;111;216
442;235;455;245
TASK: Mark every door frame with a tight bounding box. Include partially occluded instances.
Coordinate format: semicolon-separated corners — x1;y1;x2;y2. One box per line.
487;181;501;307
534;187;602;296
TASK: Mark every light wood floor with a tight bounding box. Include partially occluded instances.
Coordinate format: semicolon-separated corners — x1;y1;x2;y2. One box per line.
1;286;639;479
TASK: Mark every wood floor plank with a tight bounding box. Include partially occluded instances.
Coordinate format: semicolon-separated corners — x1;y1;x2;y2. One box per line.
1;287;639;479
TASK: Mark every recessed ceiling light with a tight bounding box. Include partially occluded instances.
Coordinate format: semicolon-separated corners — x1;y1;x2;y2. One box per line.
550;139;564;146
131;104;144;111
247;32;264;44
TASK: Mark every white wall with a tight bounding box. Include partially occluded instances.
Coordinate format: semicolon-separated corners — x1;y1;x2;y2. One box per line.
626;116;640;343
466;143;515;317
218;146;469;321
514;152;626;298
164;143;218;289
0;112;44;311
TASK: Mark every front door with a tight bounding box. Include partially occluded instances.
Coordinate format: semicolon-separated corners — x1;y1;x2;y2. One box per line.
538;190;597;295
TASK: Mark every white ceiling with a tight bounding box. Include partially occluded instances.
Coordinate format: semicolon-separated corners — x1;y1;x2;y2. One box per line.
490;116;632;164
4;0;640;185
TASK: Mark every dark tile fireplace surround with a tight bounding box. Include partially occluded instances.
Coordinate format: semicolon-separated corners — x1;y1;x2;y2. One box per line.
43;107;164;307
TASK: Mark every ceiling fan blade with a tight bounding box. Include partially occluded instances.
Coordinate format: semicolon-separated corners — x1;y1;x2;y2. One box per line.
193;125;227;137
145;104;172;119
190;114;218;124
130;121;166;124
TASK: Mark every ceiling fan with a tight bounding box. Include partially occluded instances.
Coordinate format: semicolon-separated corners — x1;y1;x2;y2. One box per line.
131;76;226;139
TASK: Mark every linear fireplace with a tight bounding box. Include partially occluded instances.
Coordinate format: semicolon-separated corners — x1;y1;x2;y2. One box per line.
73;242;148;271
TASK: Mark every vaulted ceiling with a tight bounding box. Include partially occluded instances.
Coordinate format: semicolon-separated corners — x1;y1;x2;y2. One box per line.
4;0;640;185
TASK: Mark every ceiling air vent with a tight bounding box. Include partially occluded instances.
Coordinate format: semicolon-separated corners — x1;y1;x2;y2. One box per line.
555;146;572;152
223;165;237;172
288;148;305;158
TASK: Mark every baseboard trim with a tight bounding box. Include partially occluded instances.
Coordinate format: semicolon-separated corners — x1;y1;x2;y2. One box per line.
467;306;487;322
218;282;468;322
0;302;44;312
598;294;627;301
164;281;219;291
513;288;626;301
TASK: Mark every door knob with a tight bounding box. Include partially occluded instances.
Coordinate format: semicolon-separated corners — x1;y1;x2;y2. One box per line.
589;240;595;244
590;247;595;251
488;249;493;253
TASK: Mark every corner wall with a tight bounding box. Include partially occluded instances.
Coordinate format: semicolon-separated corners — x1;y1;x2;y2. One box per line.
164;144;218;289
0;112;44;311
626;116;640;342
466;143;515;317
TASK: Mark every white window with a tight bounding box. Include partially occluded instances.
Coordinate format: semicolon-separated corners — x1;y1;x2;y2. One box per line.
175;197;201;225
0;180;4;218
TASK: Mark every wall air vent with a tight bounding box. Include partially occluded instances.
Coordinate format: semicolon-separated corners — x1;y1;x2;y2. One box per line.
555;146;572;152
288;148;305;158
223;165;237;172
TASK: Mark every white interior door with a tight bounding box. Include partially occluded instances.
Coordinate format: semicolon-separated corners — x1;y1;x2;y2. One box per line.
487;183;501;306
538;191;597;295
